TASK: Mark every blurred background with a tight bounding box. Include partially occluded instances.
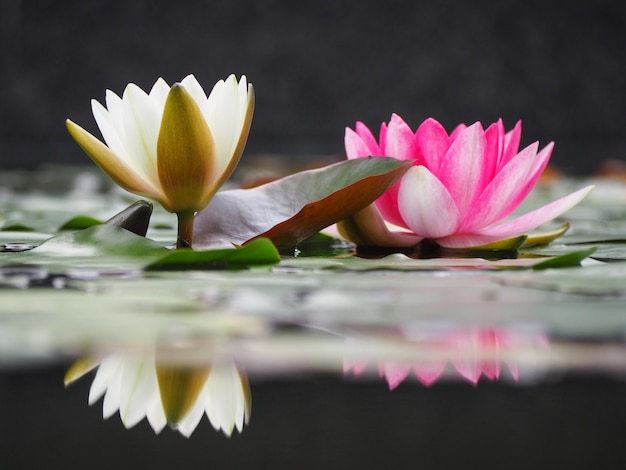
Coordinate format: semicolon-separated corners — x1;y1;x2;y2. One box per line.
1;0;625;173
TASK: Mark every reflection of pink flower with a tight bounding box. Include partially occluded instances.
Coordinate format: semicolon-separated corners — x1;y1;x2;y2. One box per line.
344;115;593;248
344;329;549;389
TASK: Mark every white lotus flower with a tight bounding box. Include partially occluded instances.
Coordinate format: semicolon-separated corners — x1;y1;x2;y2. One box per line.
65;356;251;437
66;74;254;247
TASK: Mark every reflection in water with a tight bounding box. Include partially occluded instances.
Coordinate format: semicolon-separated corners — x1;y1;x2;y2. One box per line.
64;326;550;436
344;328;550;388
65;356;250;437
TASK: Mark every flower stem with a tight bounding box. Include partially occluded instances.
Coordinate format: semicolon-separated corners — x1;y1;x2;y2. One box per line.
176;211;194;249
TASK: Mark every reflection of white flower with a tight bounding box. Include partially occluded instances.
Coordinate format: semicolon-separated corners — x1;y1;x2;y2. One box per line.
66;356;250;437
171;361;251;437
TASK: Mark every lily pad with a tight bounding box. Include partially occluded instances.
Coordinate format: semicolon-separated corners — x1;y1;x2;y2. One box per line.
58;215;103;231
32;225;166;257
531;247;597;270
145;238;280;271
194;157;411;249
1;223;35;232
277;248;597;272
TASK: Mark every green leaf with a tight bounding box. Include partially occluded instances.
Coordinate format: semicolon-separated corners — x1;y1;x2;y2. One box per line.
531;247;597;270
450;235;528;252
278;252;587;272
194;157;411;249
1;223;35;232
33;225;167;257
523;223;570;247
145;237;280;271
58;215;103;231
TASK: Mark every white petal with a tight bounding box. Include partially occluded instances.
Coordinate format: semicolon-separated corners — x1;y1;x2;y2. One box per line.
397;166;460;239
146;397;167;434
180;74;207;102
91;99;128;160
205;362;244;436
89;357;121;405
149;77;171;108
204;75;248;177
121;83;162;185
102;365;123;419
119;359;158;429
104;89;124;130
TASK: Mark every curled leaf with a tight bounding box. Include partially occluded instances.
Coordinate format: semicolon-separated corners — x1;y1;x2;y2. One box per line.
194;157;411;249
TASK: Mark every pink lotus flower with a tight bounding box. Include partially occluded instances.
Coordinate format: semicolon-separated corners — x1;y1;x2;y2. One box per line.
343;114;593;248
344;328;549;388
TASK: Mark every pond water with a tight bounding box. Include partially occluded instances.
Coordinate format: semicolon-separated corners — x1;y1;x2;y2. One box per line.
2;165;626;469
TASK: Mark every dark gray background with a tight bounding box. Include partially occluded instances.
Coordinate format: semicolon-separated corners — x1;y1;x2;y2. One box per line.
1;0;625;173
2;366;626;470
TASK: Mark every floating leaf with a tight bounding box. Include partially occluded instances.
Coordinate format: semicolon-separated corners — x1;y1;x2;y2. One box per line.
194;157;411;249
58;215;103;231
32;225;167;258
145;238;279;271
0;231;52;247
1;223;35;232
277;252;592;272
531;247;597;270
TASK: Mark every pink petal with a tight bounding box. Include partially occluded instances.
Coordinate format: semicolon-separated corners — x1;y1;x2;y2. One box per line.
436;123;486;219
453;359;481;384
378;122;388;151
415;117;449;171
383;114;419;162
479;120;504;187
507;363;520;382
374;180;409;228
397;166;460;239
343;359;369;376
460;142;539;232
478;330;501;380
345;127;374;160
449;123;467;140
379;362;411;390
499;142;554;216
449;331;482;384
438;185;593;248
474;185;594;241
355;121;381;155
499;120;522;169
413;361;446;386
